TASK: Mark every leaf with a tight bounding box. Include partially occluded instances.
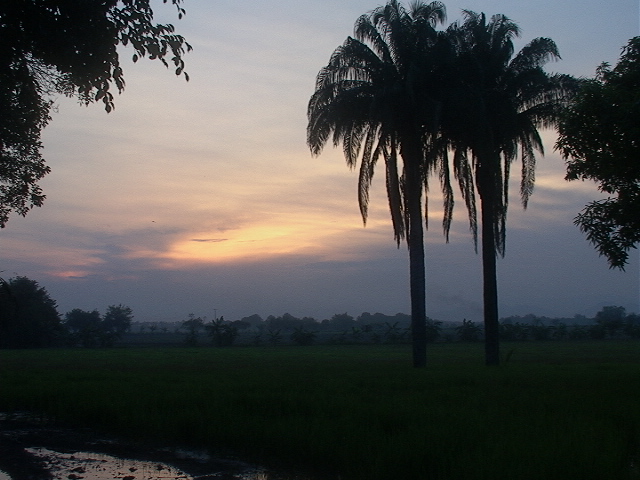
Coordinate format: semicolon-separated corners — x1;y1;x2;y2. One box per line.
132;54;138;63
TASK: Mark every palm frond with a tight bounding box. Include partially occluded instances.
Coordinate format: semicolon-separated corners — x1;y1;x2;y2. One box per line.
358;126;381;222
509;37;560;74
354;14;393;64
519;133;536;208
384;140;405;244
343;124;365;168
410;1;447;27
430;144;454;240
453;148;478;247
308;0;459;250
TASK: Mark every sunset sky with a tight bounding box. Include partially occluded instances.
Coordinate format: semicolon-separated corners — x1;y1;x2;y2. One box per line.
1;0;638;324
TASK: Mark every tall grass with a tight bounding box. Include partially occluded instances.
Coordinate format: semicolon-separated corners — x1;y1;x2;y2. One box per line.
1;342;639;479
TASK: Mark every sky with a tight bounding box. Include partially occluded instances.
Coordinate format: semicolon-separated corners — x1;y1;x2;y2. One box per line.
1;0;639;324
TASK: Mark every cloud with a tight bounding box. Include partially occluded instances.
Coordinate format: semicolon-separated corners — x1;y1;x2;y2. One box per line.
191;238;228;243
2;0;638;326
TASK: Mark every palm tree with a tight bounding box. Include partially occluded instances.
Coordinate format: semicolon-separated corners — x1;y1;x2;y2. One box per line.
442;12;576;365
307;0;452;367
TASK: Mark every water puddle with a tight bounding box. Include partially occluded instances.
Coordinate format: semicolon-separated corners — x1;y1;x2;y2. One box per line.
2;444;304;480
24;447;271;480
25;448;193;480
0;414;316;480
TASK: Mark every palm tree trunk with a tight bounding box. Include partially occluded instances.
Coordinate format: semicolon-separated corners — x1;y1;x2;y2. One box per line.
479;180;500;366
404;150;427;368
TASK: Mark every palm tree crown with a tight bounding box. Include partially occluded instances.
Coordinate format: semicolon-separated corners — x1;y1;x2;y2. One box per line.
442;11;577;364
307;0;450;367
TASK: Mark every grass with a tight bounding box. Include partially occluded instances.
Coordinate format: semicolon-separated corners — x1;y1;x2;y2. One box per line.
0;342;639;479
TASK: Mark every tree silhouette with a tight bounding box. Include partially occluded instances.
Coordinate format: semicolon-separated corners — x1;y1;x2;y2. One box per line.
307;0;455;367
0;0;191;226
102;304;134;345
64;308;103;347
0;276;62;348
181;314;204;346
441;12;576;365
557;37;640;269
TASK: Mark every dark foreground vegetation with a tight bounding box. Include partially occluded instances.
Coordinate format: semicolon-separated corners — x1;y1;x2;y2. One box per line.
1;342;639;480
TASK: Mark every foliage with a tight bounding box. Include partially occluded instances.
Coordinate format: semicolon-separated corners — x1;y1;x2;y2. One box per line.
102;304;134;343
425;318;443;342
267;328;282;346
205;316;242;347
307;0;455;367
321;312;355;330
455;318;482;342
595;305;627;338
498;308;640;342
265;313;317;331
557;37;640;269
588;323;607;340
64;308;104;347
499;322;529;341
624;313;640;338
116;307;640;347
239;314;264;328
0;0;191;226
64;305;134;347
357;312;411;327
0;276;133;348
551;321;568;340
290;326;317;346
382;321;403;344
441;12;577;365
0;276;62;348
307;3;579;367
181;314;203;346
529;321;551;341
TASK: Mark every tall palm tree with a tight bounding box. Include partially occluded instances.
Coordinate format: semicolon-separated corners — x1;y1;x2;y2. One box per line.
307;0;452;367
442;12;576;365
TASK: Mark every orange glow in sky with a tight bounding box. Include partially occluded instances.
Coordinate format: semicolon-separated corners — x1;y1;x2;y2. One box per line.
1;0;637;322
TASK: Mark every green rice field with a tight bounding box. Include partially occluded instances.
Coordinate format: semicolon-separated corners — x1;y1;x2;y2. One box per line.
1;342;639;479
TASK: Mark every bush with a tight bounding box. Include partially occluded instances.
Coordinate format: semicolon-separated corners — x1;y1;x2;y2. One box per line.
291;326;316;346
456;319;482;342
206;317;239;347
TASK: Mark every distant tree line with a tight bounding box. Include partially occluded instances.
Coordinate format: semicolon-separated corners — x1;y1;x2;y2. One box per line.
169;307;639;347
2;275;637;349
0;276;133;348
175;312;418;347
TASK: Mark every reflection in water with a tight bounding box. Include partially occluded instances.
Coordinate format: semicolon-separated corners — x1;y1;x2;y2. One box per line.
25;448;271;480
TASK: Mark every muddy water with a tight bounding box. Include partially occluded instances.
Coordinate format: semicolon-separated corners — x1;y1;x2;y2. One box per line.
24;447;270;480
1;440;286;480
0;415;318;480
24;448;197;480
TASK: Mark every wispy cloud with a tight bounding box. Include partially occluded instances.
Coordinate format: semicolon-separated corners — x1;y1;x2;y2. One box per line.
191;238;228;243
1;0;637;322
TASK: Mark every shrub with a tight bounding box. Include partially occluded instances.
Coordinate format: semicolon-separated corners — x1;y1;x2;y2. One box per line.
456;319;482;342
291;326;316;346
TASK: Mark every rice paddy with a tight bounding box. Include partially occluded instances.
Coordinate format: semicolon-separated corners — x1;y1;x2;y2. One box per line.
0;341;638;479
